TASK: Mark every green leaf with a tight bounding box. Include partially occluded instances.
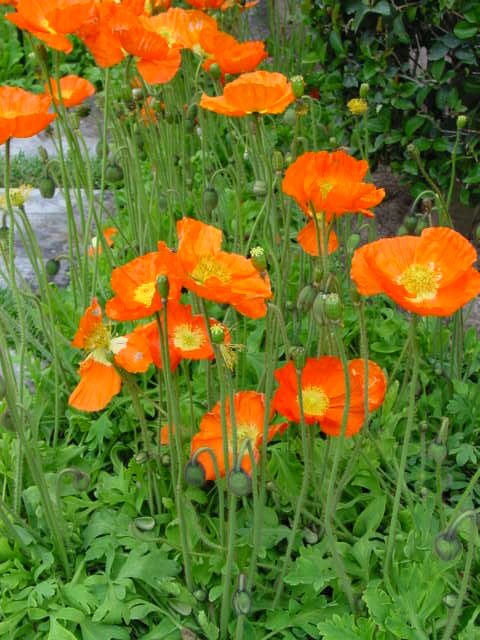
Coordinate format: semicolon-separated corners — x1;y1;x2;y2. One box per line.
284;545;334;592
80;620;130;640
404;115;425;137
363;580;392;626
371;1;391;16
48;618;78;640
454;21;478;39
116;549;179;590
329;30;345;56
428;42;449;61
317;614;376;639
353;495;386;536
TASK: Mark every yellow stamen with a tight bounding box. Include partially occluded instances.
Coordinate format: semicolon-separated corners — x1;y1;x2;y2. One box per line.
84;325;110;352
234;422;258;445
397;263;440;302
134;281;157;307
173;324;205;352
191;255;230;285
301;385;330;417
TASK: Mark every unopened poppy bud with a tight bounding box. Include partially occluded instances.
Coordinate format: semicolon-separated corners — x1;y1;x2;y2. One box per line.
283;107;296;127
428;440;447;465
105;163;124;184
185;460;206;487
303;527;319;544
193;588;207;602
313;266;324;287
253;180;267;198
203;186;218;213
289;346;306;370
156;274;169;300
134;516;155;531
39;176;56;199
312;292;326;324
250;246;266;272
346;233;361;252
228;469;252;497
290;75;305;98
71;469;90;491
210;324;225;345
38;146;49;163
324;293;342;321
272;150;284;173
45;258;60;277
232;588;252;617
359;82;370;99
443;594;457;609
209;63;221;80
456;115;467;129
297;284;317;313
403;215;417;232
77;103;91;118
434;530;461;562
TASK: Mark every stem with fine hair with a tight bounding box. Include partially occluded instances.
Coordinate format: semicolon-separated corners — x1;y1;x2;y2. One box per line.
383;315;419;591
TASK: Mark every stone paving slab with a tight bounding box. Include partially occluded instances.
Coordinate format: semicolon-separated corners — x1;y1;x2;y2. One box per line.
0;188;114;288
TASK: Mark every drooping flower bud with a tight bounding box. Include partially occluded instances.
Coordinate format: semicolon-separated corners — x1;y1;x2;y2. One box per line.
324;292;342;321
228;469;252;497
39;176;56;199
434;530;461;562
297;284;317;313
184;460;206;487
253;180;267;198
203;186;219;213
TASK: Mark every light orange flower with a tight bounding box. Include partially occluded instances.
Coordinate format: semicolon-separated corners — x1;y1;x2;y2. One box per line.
140;8;217;52
297;221;339;257
131;320;182;371
348;359;387;412
272;356;385;437
6;0;95;53
144;0;171;13
46;75;95;108
185;0;223;9
199;70;295;117
282;150;385;222
176;217;272;319
191;391;284;480
351;227;480;316
88;226;117;257
69;298;151;412
201;30;267;75
105;241;183;321
0;87;56;145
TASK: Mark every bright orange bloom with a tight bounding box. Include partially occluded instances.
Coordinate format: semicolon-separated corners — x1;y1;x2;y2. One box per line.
141;8;217;52
191;391;284;480
282;150;385;222
185;0;223;9
351;227;480;317
272;356;380;437
6;0;95;53
88;226;117;257
105;242;183;321
176;217;272;319
201;30;267;75
145;0;171;13
200;70;295;117
0;87;56;145
46;75;95;108
115;22;181;84
297;221;339;257
348;359;387;412
132;320;182;371
69;298;151;412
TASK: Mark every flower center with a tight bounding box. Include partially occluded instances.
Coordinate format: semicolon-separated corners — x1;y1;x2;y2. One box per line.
173;324;205;351
317;181;334;199
84;325;110;352
134;281;157;307
397;263;440;302
301;385;330;417
235;422;259;445
191;255;230;285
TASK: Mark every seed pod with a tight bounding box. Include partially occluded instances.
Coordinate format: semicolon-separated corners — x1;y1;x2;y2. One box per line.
45;258;60;277
228;469;252;497
184;460;206;487
203;186;218;213
39;176;55;199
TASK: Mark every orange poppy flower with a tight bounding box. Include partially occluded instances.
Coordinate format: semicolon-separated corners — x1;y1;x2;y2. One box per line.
200;70;295;117
140;8;217;52
351;226;480;317
144;0;171;13
201;30;267;75
69;298;151;412
105;241;183;321
297;221;339;257
88;226;117;257
6;0;95;53
0;87;56;145
272;356;372;437
191;391;284;480
185;0;223;9
282;150;385;222
348;359;387;412
132;320;182;371
115;23;181;84
176;217;272;319
46;75;96;108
